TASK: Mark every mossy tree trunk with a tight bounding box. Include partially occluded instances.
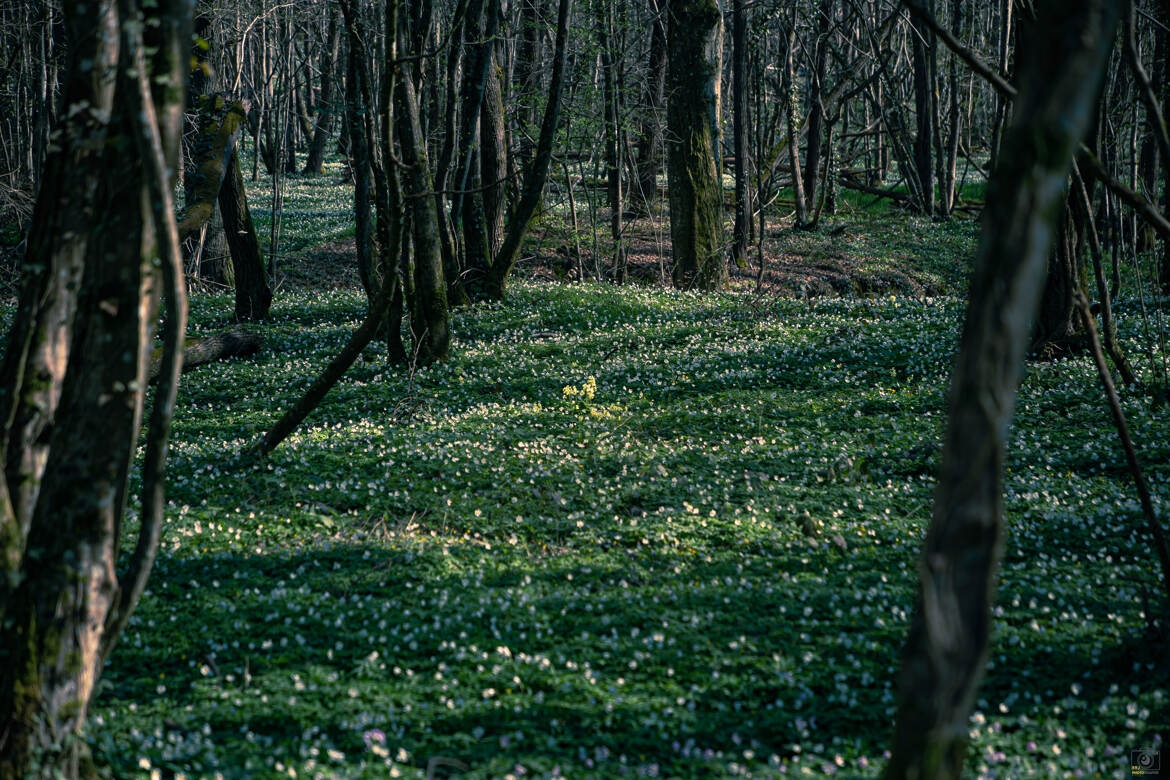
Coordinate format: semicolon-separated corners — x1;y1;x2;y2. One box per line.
0;1;192;776
666;0;726;290
883;1;1118;777
395;59;450;365
178;96;272;321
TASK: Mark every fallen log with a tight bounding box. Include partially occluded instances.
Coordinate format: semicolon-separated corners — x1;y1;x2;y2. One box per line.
149;327;262;382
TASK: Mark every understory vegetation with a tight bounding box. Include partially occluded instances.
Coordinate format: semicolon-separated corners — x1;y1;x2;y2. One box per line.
90;190;1170;776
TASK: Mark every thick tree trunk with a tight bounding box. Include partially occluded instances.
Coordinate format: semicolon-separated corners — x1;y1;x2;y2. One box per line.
177;97;271;321
480;42;508;258
666;0;726;290
883;2;1118;777
0;0;117;606
0;1;192;775
1031;198;1082;354
150;328;263;382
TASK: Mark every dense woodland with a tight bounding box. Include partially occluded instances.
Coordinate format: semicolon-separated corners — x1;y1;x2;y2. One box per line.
0;0;1169;777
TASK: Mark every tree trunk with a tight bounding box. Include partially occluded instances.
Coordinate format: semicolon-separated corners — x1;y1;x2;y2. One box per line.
304;11;341;175
731;0;751;265
667;0;726;290
395;62;450;365
1031;195;1083;356
0;1;192;775
149;327;263;382
480;41;508;258
597;0;626;280
802;0;833;226
484;0;573;300
219;150;273;322
784;15;809;228
884;2;1119;777
343;0;377;314
940;0;963;216
909;0;937;215
633;0;668;214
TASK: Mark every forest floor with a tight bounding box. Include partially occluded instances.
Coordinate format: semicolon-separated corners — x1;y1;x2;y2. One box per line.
77;165;1170;778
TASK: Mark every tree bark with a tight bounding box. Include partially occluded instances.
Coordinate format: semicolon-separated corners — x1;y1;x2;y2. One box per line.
395;62;450;365
149;327;263;382
633;0;668;214
667;0;726;290
304;11;341;175
484;0;573;300
0;1;192;775
219;149;273;322
884;2;1119;777
909;0;937;216
731;0;751;265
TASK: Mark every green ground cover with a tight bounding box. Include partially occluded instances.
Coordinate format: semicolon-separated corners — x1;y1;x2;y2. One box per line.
91;273;1169;778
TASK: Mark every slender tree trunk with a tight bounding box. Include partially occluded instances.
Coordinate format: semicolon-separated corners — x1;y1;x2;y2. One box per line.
667;0;726;290
803;0;833;225
304;12;341;175
395;62;449;365
633;0;668;214
784;14;808;228
597;0;626;280
343;1;377;313
884;2;1119;777
484;0;573;300
941;0;962;216
909;0;937;215
731;0;751;266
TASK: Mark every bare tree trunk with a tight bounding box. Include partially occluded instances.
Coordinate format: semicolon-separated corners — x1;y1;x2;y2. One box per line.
395;61;449;365
633;0;668;214
484;0;573;300
802;0;833;226
219;150;273;321
667;0;726;290
884;2;1119;777
940;0;963;216
784;15;808;227
909;0;937;216
304;11;341;175
0;1;192;775
597;0;626;280
731;0;751;265
343;0;377;313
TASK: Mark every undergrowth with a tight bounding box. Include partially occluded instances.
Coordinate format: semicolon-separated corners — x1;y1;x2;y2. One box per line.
91;279;1170;779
